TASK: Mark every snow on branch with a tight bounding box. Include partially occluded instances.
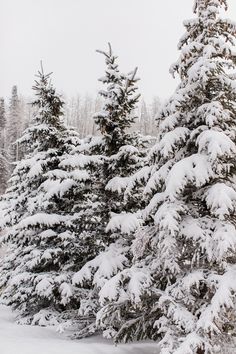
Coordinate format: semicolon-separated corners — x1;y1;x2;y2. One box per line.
166;154;214;199
205;183;236;219
16;213;68;229
106;212;141;235
197;130;236;160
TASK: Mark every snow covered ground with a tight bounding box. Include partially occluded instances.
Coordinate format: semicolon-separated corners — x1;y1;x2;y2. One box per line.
0;305;159;354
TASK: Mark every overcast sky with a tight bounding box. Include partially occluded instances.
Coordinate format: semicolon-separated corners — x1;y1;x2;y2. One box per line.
1;0;236;101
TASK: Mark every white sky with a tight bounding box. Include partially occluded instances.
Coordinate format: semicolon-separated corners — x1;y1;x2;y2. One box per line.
1;0;236;101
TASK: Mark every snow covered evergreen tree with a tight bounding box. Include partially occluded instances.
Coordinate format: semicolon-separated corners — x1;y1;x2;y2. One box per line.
71;44;148;338
0;98;6;133
93;44;145;220
51;134;105;336
140;99;150;136
6;86;21;166
93;1;236;352
0;98;8;193
0;68;96;324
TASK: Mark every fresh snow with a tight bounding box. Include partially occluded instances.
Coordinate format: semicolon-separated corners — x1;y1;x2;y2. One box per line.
0;305;159;354
106;212;141;235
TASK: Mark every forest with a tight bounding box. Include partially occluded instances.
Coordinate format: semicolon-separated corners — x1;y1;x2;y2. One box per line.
1;1;236;354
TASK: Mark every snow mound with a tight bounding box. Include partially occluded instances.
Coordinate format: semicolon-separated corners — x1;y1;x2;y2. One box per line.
0;305;159;354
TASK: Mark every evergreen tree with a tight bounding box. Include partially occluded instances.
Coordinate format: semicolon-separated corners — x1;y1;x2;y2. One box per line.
56;134;106;336
0;68;94;324
6;86;21;165
71;44;148;339
140;99;150;136
0;98;6;132
151;96;162;135
0;98;8;193
93;1;236;352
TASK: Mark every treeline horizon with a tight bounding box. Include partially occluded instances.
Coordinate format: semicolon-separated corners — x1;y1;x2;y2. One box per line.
1;86;162;136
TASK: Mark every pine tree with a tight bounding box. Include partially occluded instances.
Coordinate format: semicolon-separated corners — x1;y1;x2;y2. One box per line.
104;0;236;352
90;0;236;354
0;98;8;193
71;44;148;339
0;68;94;324
140;99;150;136
93;43;143;219
0;98;6;132
93;43;141;155
6;86;21;165
151;96;162;135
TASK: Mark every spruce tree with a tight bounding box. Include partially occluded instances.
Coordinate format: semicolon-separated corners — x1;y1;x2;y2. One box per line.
0;98;6;132
55;133;106;336
0;68;93;324
6;86;21;165
71;44;147;339
93;43;143;227
0;98;8;193
93;1;236;352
